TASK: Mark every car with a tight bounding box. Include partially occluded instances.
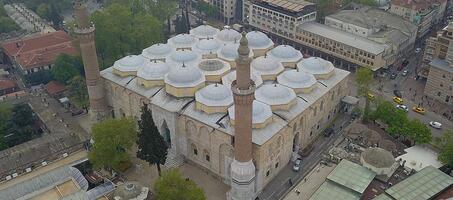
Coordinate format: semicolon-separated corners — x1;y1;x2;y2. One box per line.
324;128;335;137
396;105;409;112
402;60;409;66
367;93;375;100
429;121;442;129
402;70;408;76
415;48;421;53
412;106;426;114
293;159;302;171
390;73;397;79
397;65;404;71
393;96;404;104
393;90;402;98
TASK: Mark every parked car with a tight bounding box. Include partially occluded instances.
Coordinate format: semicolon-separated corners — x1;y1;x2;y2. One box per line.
324;128;335;137
293;159;302;171
429;121;442;129
393;90;402;98
412;106;426;114
390;73;397;79
415;48;421;53
367;93;375;101
402;59;409;66
402;70;408;76
396;105;409;112
393;96;404;104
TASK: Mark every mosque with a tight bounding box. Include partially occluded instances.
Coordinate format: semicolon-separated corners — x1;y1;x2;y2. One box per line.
74;1;350;198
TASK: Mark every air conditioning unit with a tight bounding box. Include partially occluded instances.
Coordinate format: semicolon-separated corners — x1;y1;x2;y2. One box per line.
41;161;47;166
5;175;11;180
12;173;18;178
63;153;68;158
26;168;32;173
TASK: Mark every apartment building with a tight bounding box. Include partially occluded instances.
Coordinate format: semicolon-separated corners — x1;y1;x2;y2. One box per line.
420;25;450;78
243;0;316;40
203;0;240;24
423;22;453;105
389;0;447;38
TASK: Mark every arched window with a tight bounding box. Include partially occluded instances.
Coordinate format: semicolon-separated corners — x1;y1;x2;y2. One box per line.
320;100;324;111
191;144;198;156
162;121;171;147
186;120;196;137
292;122;297;133
204;150;210;162
299;117;304;130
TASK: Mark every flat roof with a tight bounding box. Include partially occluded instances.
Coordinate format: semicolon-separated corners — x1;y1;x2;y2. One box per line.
252;0;316;17
327;159;376;194
396;145;443;172
299;22;388;55
309;181;360;200
430;58;453;73
261;0;313;12
385;166;453;200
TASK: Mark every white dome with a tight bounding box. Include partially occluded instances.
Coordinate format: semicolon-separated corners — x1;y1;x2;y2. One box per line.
190;25;219;39
168;34;197;49
277;70;317;90
216;28;241;44
113;55;145;73
167;50;201;66
193;39;222;55
251;56;284;76
137;60;170;81
222;70;263;88
297;57;334;76
198;59;231;76
268;45;303;63
246;31;274;49
255;84;297;107
195;84;233;107
228;100;272;125
141;43;174;60
165;64;205;87
218;43;239;61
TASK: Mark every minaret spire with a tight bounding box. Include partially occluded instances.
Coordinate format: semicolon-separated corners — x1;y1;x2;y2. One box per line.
229;32;256;200
73;0;108;122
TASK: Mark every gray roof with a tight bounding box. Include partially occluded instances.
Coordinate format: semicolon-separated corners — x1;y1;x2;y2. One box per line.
0;166;88;200
309;181;360;200
327;7;417;37
384;166;453;200
327;159;376;194
299;22;388;55
429;58;453;73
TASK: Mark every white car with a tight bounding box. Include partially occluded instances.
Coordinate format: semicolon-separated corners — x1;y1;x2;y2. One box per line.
396;105;409;112
293;159;301;172
415;48;421;53
402;70;408;76
429;121;442;129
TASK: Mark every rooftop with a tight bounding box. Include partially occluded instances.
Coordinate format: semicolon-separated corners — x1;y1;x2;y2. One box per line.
1;31;77;70
429;58;453;73
0;79;16;90
309;181;360;200
45;81;66;96
327;159;376;194
299;22;388;56
252;0;316;17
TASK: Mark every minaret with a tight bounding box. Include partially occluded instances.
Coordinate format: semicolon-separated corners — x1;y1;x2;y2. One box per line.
73;0;108;121
229;32;256;200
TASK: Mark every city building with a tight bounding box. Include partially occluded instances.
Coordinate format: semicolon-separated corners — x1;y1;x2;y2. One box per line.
243;0;316;40
423;22;453;105
98;24;351;198
0;79;17;96
389;0;447;38
202;0;241;24
1;31;77;74
3;3;55;33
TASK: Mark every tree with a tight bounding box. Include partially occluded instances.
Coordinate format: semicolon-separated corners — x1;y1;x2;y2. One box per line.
0;3;20;33
91;3;165;68
88;118;137;171
438;130;453;167
68;75;89;108
51;54;83;84
356;67;374;122
155;169;206;200
136;104;168;176
23;70;53;85
406;119;432;144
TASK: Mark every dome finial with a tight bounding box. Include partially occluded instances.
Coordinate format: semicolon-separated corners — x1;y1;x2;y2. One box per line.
238;32;249;57
182;62;186;68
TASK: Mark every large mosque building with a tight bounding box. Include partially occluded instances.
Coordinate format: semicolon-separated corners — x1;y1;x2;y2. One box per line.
97;24;350;198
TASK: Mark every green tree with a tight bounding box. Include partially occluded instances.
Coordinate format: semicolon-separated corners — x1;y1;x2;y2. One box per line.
68;75;89;108
355;67;374;122
51;54;83;84
438;130;453;167
0;102;12;131
155;169;206;200
175;14;188;34
92;3;165;68
88;118;137;171
136;104;168;176
11;103;36;127
36;3;50;20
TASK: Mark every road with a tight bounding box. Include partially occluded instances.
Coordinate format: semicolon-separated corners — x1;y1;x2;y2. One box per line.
257;115;351;200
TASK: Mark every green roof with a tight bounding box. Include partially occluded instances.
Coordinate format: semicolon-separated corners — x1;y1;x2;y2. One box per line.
327;159;376;194
384;166;453;200
309;181;360;200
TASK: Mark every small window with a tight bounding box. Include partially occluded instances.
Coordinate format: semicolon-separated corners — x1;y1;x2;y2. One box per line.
310;131;313;136
266;170;270;177
275;162;279;168
193;148;198;155
438;92;442;96
317;124;320;129
205;154;210;162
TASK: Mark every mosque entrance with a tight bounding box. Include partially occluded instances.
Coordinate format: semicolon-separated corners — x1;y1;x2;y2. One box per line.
162;121;171;148
291;133;300;161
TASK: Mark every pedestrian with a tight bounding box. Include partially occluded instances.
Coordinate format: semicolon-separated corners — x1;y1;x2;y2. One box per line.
289;179;293;186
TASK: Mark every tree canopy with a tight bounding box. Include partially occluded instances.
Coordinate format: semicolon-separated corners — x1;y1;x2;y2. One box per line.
438;130;453;167
91;3;165;69
67;75;89;108
154;169;206;200
0;2;20;33
88;118;137;171
136;104;168;176
356;67;374;121
51;54;83;84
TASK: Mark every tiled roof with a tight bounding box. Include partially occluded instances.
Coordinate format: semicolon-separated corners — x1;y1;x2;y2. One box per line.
45;81;66;95
391;0;446;10
0;79;16;90
1;31;77;70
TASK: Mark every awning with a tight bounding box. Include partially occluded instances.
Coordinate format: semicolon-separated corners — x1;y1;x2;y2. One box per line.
342;96;359;105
